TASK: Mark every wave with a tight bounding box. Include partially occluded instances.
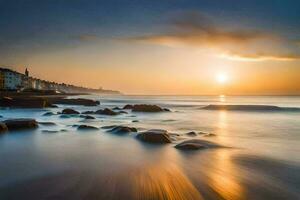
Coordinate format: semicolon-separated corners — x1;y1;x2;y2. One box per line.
201;104;300;112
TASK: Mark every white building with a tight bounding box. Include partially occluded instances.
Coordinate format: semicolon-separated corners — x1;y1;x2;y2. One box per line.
0;68;23;90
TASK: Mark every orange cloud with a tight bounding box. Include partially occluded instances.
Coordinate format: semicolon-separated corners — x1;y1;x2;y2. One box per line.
129;12;300;62
221;52;300;61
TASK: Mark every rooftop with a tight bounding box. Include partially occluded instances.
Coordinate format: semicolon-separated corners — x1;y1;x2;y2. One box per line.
0;67;24;75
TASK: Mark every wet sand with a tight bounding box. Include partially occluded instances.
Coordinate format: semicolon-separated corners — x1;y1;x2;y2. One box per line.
0;134;299;200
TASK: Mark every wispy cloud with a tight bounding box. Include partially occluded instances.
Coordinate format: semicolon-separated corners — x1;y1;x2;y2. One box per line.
74;34;102;42
221;52;300;61
129;12;300;61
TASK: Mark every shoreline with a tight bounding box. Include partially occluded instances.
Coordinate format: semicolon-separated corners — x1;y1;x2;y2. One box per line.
0;91;101;108
0;91;88;98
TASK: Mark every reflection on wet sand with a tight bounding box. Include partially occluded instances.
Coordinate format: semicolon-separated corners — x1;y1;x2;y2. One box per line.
217;110;227;136
132;163;203;200
1;143;299;200
207;150;245;200
0;162;203;200
206;110;243;200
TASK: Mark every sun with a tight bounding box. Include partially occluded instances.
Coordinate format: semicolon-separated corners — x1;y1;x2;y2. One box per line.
216;73;228;84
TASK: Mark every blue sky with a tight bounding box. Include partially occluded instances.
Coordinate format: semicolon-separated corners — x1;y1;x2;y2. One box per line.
1;0;299;53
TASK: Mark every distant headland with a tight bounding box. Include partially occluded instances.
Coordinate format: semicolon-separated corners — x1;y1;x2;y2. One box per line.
0;67;121;95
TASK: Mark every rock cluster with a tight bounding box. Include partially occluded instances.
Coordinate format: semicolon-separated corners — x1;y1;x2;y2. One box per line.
175;139;222;150
50;98;100;106
136;129;172;143
202;104;282;111
62;108;80;115
43;111;55;116
108;126;137;134
1;119;38;131
0;97;99;108
77;125;99;130
123;104;170;112
38;122;56;126
82;115;95;119
95;108;119;116
0;97;52;108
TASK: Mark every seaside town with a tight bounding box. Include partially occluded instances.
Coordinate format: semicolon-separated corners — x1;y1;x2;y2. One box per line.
0;67;120;94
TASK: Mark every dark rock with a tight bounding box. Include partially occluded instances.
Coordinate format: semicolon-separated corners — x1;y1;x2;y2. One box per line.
176;143;205;150
108;126;137;134
163;108;171;112
79;114;95;119
136;129;172;143
84;115;95;119
118;111;128;114
123;104;134;109
175;139;222;150
202;104;283;111
112;107;122;110
39;122;56;126
42;130;59;133
42;112;55;116
50;98;100;106
101;125;118;129
3;119;38;130
49;104;58;108
0;115;3;118
0;96;52;108
132;120;139;123
81;111;95;114
61;108;80;115
77;125;99;130
186;131;197;136
95;108;118;116
132;104;164;112
0;122;8;133
204;133;216;137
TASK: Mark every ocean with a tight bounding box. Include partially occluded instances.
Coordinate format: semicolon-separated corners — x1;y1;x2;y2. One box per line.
0;95;300;200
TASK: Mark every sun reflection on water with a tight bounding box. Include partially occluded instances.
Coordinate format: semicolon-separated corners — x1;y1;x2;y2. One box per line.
207;150;246;200
219;95;226;102
132;163;203;200
204;109;246;199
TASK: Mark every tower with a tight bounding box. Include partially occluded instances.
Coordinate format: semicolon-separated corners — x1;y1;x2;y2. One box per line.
25;68;29;77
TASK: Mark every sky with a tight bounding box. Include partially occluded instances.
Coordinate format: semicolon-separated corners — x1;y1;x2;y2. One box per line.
0;0;300;95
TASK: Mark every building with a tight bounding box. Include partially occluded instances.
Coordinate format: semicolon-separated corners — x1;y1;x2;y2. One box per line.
0;68;23;90
25;68;29;77
22;68;31;89
0;66;119;94
0;70;4;89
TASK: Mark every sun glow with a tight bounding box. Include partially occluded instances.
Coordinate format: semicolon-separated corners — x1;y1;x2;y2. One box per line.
216;73;229;84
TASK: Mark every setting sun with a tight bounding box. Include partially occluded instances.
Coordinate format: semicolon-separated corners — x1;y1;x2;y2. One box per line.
216;73;229;84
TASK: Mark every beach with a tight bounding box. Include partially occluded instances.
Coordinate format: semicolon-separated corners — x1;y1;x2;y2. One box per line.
0;95;299;200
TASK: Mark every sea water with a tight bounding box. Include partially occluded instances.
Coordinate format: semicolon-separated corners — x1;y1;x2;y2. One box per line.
0;95;299;199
